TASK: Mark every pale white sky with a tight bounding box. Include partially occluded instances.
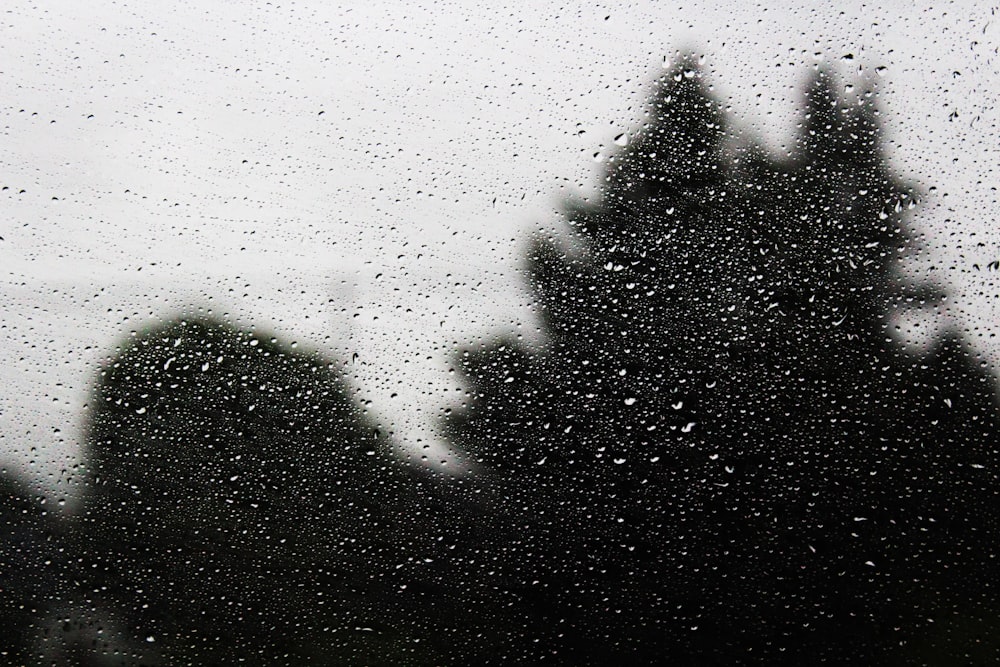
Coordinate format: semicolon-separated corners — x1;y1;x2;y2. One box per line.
2;1;999;498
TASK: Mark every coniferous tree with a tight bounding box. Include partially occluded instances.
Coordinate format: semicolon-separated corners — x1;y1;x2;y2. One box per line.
447;60;768;662
447;58;1000;664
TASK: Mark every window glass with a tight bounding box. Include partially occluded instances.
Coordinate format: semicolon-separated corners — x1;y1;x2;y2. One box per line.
3;2;999;664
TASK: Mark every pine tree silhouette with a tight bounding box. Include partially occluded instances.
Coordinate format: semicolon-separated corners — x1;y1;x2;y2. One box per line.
447;58;1000;664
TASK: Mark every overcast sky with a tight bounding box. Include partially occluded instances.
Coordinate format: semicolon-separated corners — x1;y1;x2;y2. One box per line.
3;0;999;498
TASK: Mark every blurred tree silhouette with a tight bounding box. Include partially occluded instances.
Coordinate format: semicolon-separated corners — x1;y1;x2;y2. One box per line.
447;58;1000;664
12;55;996;666
63;316;487;665
0;471;60;663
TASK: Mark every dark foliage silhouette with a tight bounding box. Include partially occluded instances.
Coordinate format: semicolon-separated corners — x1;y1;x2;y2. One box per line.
55;316;488;665
4;55;998;666
446;59;1000;664
0;471;60;663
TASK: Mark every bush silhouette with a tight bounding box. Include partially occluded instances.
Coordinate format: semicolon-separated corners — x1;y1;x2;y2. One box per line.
72;316;476;664
0;471;60;663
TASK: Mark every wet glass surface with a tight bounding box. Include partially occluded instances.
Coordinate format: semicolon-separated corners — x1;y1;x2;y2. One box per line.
3;3;1000;664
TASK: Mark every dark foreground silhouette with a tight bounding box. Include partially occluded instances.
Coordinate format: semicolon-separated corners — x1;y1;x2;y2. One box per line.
2;56;998;665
